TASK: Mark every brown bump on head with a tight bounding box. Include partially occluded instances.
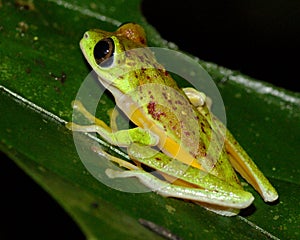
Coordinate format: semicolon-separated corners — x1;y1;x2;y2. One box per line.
116;23;147;46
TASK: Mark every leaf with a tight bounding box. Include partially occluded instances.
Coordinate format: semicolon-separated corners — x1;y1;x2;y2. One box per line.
1;0;300;239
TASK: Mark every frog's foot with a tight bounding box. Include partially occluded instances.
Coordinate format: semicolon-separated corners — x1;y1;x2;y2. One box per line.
183;87;212;109
195;202;240;217
107;108;119;132
91;145;139;171
69;100;111;131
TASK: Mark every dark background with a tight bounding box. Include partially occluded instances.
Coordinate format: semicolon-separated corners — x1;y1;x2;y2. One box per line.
142;0;300;92
2;1;300;239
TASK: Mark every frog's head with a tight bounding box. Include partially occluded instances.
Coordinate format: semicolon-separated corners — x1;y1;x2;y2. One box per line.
80;23;151;93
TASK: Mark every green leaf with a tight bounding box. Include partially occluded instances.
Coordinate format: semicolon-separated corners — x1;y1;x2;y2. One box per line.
1;0;300;239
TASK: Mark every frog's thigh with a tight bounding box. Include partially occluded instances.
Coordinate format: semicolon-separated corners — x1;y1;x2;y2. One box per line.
183;87;212;109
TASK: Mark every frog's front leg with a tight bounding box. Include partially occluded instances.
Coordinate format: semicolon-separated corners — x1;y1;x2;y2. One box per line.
69;100;111;131
107;107;119;132
66;100;158;147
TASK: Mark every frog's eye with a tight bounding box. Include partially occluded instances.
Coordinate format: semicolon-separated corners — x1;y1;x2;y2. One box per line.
93;38;115;68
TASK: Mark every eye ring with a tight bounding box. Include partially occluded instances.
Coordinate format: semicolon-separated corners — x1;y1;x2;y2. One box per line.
93;38;115;68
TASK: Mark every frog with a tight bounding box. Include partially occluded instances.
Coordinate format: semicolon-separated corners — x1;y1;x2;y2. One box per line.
66;23;278;216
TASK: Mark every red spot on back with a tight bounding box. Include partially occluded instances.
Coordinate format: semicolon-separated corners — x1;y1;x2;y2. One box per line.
147;101;166;120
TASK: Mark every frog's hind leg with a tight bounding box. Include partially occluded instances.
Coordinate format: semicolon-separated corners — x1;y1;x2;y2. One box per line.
93;144;242;216
105;168;252;216
223;130;278;202
183;88;278;202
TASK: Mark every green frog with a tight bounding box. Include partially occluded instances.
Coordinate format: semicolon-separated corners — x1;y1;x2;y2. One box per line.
67;23;278;216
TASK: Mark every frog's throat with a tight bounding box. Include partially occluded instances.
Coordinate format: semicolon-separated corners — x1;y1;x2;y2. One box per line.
99;78;203;170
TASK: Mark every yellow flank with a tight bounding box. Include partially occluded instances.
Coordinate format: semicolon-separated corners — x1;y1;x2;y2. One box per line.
129;105;203;170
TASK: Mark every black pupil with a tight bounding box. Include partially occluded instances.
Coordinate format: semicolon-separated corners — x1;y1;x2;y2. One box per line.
93;38;114;67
